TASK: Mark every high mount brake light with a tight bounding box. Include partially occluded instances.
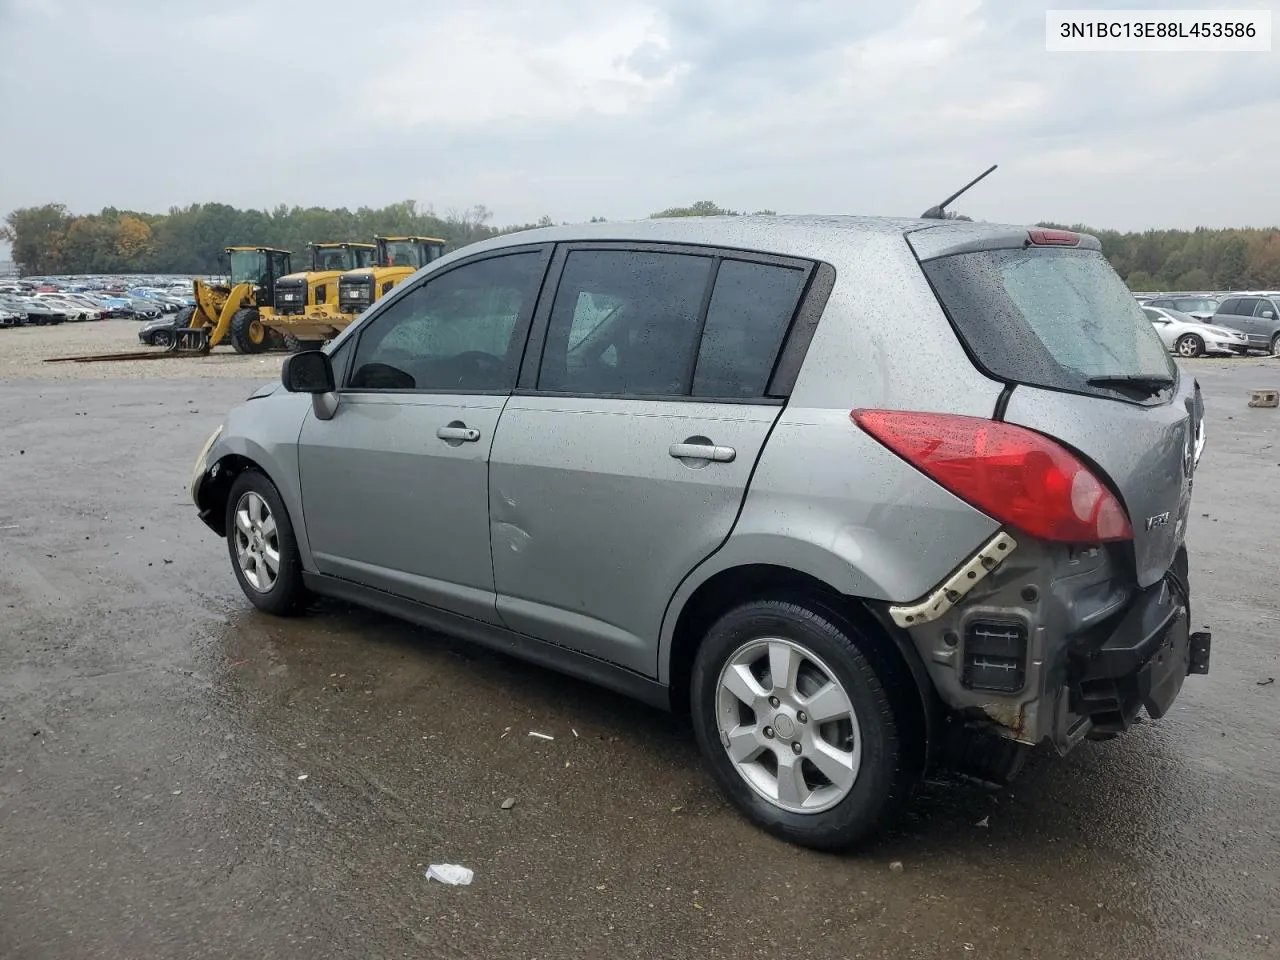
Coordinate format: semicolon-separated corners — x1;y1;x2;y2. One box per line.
1027;229;1080;246
852;409;1132;543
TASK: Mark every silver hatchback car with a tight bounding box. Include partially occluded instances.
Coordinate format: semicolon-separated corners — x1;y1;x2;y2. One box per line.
192;216;1212;849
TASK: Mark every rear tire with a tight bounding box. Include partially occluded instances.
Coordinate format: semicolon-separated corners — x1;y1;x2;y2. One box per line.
229;308;268;354
224;471;309;616
1175;334;1204;358
1271;334;1280;357
690;597;915;850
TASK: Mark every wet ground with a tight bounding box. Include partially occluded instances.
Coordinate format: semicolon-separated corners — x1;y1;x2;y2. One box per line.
1;362;1278;960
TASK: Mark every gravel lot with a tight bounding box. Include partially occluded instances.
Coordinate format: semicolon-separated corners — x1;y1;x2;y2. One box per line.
2;326;1280;959
0;318;286;381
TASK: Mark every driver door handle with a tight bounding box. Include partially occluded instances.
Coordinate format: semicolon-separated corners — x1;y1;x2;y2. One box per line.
437;424;481;443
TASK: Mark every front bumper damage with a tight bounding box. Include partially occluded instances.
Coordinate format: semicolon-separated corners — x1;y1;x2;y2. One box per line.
896;532;1211;779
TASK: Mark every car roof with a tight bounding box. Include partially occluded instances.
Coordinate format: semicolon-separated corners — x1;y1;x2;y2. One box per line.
453;215;1101;263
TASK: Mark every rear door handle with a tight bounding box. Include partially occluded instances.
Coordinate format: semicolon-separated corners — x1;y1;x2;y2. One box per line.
669;442;736;463
437;424;481;443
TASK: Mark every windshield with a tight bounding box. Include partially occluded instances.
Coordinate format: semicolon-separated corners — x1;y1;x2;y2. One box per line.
923;247;1175;398
383;240;424;269
229;250;268;287
1172;298;1218;313
355;247;375;268
314;247;353;272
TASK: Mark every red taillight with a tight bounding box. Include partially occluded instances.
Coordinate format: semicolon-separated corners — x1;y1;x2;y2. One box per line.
852;410;1132;544
1027;229;1080;246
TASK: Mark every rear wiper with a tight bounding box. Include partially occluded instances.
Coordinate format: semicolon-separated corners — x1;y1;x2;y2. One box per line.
1086;374;1175;394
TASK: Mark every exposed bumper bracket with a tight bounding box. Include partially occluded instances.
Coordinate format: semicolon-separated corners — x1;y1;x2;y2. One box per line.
889;531;1018;628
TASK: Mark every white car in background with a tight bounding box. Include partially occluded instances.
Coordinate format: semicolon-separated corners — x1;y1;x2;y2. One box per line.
1143;305;1249;358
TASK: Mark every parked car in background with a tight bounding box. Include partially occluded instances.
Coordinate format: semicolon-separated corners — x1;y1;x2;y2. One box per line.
1143;306;1248;357
1211;295;1280;354
37;296;94;321
18;300;66;325
190;216;1210;849
1143;295;1219;321
0;299;26;327
128;298;164;320
137;312;184;346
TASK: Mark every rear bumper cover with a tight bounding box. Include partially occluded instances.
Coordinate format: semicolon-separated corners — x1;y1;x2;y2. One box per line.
1069;573;1210;737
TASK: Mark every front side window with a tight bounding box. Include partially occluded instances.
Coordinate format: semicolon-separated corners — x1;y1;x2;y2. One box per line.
538;250;713;396
347;251;542;393
1254;299;1279;318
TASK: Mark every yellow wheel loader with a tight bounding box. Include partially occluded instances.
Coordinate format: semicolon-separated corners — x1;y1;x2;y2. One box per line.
177;246;294;354
257;242;377;350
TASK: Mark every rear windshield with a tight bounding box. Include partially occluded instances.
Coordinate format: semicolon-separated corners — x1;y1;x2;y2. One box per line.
922;247;1175;397
1173;297;1218;313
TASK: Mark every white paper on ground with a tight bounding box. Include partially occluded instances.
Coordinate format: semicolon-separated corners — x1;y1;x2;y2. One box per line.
425;864;474;886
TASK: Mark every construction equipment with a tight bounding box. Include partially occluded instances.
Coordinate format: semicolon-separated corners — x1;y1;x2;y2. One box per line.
258;242;378;349
261;236;448;349
176;246;293;354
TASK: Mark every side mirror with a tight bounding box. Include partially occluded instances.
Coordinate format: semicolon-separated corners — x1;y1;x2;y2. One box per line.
1263;310;1276;320
282;350;334;393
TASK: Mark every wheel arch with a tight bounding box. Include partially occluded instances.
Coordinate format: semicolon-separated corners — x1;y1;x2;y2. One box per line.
661;562;935;769
194;436;313;569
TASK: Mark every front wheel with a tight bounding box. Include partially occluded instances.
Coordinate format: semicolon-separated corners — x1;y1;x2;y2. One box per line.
690;598;915;849
1175;334;1204;358
229;308;268;354
1271;334;1280;357
224;471;309;616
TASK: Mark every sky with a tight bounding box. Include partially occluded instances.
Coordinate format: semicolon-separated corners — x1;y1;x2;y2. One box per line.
0;0;1278;254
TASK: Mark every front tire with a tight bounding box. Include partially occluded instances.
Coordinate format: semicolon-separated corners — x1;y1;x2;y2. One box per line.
690;598;915;850
1271;334;1280;357
229;307;268;354
224;471;309;616
1175;334;1204;358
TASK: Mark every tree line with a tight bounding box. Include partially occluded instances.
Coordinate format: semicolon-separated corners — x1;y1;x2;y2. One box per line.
4;200;1279;290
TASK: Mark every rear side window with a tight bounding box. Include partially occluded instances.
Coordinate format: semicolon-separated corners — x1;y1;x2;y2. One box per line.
693;260;807;398
1217;298;1240;315
922;247;1174;397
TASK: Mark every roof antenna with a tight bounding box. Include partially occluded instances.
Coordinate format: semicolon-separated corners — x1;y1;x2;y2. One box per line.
920;164;998;220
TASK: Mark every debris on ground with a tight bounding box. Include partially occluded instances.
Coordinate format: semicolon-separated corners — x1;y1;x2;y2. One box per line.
528;731;554;741
297;774;309;781
976;816;990;828
889;861;904;873
425;864;474;886
1259;678;1275;686
501;797;516;810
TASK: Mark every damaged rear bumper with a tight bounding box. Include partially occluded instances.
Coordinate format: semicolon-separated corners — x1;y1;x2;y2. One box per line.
898;534;1210;764
1070;574;1211;738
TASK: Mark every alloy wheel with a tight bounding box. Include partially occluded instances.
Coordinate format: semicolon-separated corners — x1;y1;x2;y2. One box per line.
715;637;862;814
233;490;280;592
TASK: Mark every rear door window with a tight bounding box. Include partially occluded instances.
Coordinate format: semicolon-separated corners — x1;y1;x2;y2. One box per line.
922;247;1175;399
1235;298;1262;317
537;250;712;396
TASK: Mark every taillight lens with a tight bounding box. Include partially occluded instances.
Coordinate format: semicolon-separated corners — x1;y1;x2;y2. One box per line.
852;410;1132;543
